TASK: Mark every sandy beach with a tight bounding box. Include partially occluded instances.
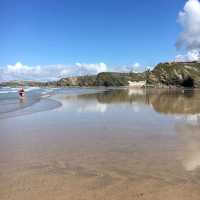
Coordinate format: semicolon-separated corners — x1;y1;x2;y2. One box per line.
0;88;200;200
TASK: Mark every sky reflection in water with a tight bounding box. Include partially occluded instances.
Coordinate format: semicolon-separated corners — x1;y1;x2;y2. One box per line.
56;88;200;172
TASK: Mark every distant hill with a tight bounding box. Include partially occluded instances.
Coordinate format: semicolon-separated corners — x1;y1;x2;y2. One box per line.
1;61;200;88
0;80;47;87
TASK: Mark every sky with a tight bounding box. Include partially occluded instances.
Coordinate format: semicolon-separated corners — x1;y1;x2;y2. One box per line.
0;0;200;81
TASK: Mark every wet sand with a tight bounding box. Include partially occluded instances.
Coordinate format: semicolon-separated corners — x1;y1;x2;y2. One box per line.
0;88;200;200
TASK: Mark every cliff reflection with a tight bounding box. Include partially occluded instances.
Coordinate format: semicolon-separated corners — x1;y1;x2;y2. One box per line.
79;89;147;105
149;90;200;115
79;89;200;115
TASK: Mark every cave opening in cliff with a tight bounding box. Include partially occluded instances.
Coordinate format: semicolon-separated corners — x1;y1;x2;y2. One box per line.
181;77;194;88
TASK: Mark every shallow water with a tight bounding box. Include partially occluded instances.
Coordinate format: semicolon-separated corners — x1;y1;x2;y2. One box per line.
0;88;200;200
0;87;50;114
0;87;103;118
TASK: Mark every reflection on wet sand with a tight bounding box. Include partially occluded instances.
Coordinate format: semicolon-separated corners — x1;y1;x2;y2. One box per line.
176;123;200;171
79;89;147;104
56;89;200;177
1;88;200;200
148;90;200;115
79;88;200;115
79;89;200;173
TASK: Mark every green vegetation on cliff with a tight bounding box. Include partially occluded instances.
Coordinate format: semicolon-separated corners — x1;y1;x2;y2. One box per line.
149;61;200;87
96;72;145;87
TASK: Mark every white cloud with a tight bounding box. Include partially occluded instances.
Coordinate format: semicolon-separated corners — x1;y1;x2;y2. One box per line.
129;63;152;73
75;62;107;75
0;62;108;82
131;62;141;72
176;0;200;61
115;62;143;73
133;62;140;68
175;49;200;62
0;61;147;82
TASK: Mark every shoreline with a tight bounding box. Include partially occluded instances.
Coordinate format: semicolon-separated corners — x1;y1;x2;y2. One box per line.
0;87;108;120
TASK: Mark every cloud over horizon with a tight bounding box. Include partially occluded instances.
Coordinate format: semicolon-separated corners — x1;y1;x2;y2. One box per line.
0;62;143;82
176;0;200;61
0;62;108;82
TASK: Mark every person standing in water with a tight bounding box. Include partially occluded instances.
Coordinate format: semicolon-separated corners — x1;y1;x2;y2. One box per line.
19;87;25;98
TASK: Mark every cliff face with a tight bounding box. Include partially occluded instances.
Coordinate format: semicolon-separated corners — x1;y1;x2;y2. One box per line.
148;62;200;87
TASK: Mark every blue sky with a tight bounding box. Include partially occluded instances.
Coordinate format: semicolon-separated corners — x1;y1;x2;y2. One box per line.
0;0;199;81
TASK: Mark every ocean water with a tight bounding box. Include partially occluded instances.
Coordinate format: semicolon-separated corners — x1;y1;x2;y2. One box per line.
0;87;51;114
0;87;106;118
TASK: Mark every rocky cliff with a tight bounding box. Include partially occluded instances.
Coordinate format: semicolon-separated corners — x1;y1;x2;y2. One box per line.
148;61;200;87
